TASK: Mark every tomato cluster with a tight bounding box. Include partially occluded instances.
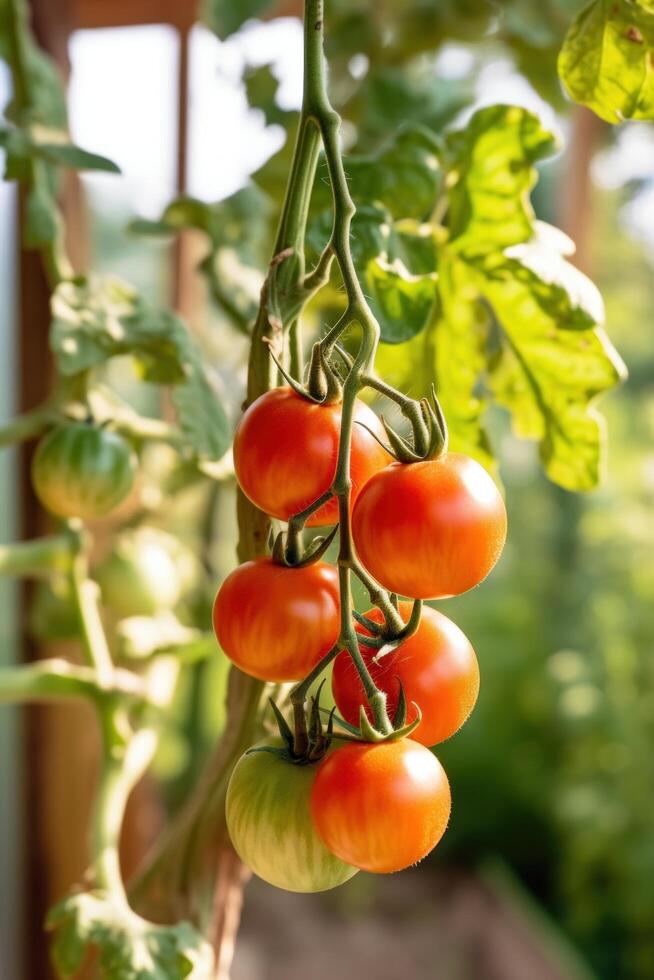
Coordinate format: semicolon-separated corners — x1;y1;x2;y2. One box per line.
217;384;507;892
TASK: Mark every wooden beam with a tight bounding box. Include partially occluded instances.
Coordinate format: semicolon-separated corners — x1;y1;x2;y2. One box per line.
71;0;199;31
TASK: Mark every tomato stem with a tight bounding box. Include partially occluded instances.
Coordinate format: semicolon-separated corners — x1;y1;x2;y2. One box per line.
68;528;114;684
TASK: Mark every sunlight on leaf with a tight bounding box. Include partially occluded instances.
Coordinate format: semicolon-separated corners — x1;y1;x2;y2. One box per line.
559;0;654;122
47;891;214;980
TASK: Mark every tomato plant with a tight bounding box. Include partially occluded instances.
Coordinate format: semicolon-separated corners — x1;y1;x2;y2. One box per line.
352;455;507;599
233;385;390;526
0;0;635;973
31;422;137;521
226;738;358;892
213;557;340;682
332;603;479;746
310;739;451;873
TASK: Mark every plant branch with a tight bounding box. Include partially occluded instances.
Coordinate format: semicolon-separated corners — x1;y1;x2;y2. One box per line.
68;529;114;683
0;404;53;447
0;532;76;577
91;715;157;900
0;659;146;705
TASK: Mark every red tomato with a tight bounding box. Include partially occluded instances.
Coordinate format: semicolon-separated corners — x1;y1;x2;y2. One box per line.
213;558;340;682
332;603;479;746
310;739;451;873
352;454;507;599
233;387;390;526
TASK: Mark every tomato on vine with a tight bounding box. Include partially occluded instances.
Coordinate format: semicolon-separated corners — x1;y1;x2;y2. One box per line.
226;738;358;892
332;603;479;746
311;739;451;873
352;454;507;599
32;421;137;522
213;557;340;682
233;386;390;526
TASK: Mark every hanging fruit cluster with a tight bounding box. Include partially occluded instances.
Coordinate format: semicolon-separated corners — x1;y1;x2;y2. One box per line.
206;0;509;896
214;367;506;892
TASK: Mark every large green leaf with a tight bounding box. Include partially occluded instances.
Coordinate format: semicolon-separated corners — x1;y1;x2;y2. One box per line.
314;124;442;220
559;0;654;122
51;278;231;460
476;226;627;490
354;66;471;148
47;891;214;980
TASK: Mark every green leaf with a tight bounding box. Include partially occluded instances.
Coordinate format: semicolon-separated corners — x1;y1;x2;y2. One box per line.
50;278;231;460
355;65;471;148
33;142;120;173
172;365;231;461
245;64;294;127
475;226;627;490
47;890;214;980
314;124;442;221
559;0;654;122
446;105;559;256
365;257;438;344
202;0;275;40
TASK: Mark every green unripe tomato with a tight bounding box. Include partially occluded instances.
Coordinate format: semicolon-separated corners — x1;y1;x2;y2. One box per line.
96;527;185;619
226;738;358;893
32;422;137;521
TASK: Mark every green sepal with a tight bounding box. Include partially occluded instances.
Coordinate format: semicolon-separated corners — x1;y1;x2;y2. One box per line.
263;339;312;401
389;703;422;740
319;707;361;736
272;525;339;569
377;386;449;463
307;342;342;405
392;681;408;729
267;697;295;755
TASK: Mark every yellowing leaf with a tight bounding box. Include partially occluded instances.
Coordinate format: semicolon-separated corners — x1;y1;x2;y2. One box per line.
446;104;559;255
559;0;654;122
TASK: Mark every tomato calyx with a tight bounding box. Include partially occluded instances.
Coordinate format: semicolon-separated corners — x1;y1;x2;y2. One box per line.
322;684;423;744
357;683;423;743
253;689;336;766
263;338;342;406
271;525;338;569
357;385;449;464
355;598;423;660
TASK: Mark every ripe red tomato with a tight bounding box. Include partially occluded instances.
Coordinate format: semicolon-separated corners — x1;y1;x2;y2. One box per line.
332;603;479;746
311;739;451;873
233;387;390;526
352;454;507;599
213;557;340;682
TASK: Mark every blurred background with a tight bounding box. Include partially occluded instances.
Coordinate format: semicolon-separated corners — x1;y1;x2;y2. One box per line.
1;1;654;978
